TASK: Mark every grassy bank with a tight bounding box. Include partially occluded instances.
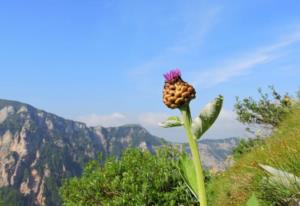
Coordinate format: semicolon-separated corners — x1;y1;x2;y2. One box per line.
207;104;300;206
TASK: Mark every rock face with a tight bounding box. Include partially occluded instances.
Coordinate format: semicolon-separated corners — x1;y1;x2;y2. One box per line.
198;138;239;171
0;99;163;206
182;137;240;171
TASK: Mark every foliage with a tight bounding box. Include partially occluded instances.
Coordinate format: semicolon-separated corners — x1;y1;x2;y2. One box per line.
233;138;264;160
246;193;260;206
207;104;300;206
258;164;300;205
259;175;300;206
191;95;223;140
178;152;199;200
235;86;291;128
297;88;300;100
60;147;198;206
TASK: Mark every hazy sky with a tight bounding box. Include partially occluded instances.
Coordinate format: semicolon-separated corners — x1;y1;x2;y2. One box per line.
0;0;300;142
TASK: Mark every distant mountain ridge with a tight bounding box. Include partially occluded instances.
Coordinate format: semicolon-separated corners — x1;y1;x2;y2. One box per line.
0;99;239;205
197;137;239;171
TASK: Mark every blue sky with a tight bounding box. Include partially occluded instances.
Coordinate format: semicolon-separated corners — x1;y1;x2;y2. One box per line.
0;0;300;142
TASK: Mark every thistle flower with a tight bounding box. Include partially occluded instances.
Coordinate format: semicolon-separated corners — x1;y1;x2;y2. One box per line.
163;69;196;109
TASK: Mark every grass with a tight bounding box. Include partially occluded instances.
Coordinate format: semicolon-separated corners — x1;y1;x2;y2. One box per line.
207;104;300;206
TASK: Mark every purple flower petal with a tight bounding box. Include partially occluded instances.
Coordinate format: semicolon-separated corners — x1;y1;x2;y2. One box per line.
163;69;181;82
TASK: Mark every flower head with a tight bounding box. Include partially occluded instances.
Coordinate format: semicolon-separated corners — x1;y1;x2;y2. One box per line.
162;69;196;109
163;69;181;82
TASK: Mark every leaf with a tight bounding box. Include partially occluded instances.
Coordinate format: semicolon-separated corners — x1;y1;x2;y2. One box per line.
178;153;199;201
259;164;300;189
158;116;183;128
191;95;223;139
246;193;260;206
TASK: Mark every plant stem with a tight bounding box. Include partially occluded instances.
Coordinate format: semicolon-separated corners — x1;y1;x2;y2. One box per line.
180;105;207;206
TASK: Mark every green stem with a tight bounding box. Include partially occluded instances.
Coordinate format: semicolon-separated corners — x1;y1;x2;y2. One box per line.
180;105;207;206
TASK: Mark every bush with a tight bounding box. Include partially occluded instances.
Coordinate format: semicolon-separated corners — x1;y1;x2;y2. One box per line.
60;147;198;206
232;138;264;160
235;86;291;128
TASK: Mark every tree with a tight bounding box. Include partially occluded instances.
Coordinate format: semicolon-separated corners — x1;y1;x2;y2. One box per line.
234;86;291;130
60;147;197;206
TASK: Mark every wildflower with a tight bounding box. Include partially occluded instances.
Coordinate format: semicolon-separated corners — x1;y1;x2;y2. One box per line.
160;69;223;206
163;69;196;109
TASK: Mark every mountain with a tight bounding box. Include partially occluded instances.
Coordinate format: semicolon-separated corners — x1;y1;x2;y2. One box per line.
175;137;239;172
197;138;239;171
0;99;164;206
0;99;239;205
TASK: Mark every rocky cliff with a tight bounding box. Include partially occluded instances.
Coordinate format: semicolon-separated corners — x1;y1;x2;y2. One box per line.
0;99;163;206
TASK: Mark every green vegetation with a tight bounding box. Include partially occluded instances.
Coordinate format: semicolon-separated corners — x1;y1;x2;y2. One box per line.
232;138;264;160
207;104;300;206
257;163;300;205
246;193;260;206
60;147;198;206
235;86;291;128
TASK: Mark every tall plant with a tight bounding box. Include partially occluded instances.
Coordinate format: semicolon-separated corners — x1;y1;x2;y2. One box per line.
159;69;223;206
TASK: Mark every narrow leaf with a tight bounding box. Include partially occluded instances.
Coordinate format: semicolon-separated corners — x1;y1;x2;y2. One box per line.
246;193;260;206
158;116;183;128
192;95;223;139
178;153;199;200
259;164;300;188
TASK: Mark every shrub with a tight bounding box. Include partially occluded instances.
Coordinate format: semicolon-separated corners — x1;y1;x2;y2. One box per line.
235;86;291;129
232;138;264;160
60;147;198;206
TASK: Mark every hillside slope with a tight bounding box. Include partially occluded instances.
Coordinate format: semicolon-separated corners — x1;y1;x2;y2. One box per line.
208;104;300;206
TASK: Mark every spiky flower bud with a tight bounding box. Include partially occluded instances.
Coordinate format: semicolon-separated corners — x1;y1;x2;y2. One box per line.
163;69;196;109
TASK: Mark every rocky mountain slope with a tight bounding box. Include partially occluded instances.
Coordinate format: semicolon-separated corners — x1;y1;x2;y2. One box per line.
0;99;164;206
197;138;239;171
177;137;239;172
0;99;239;205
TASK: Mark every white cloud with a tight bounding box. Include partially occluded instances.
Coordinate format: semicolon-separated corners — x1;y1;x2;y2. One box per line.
140;109;249;142
140;109;248;142
137;112;169;126
76;109;248;142
191;27;300;88
77;112;129;127
202;109;248;139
